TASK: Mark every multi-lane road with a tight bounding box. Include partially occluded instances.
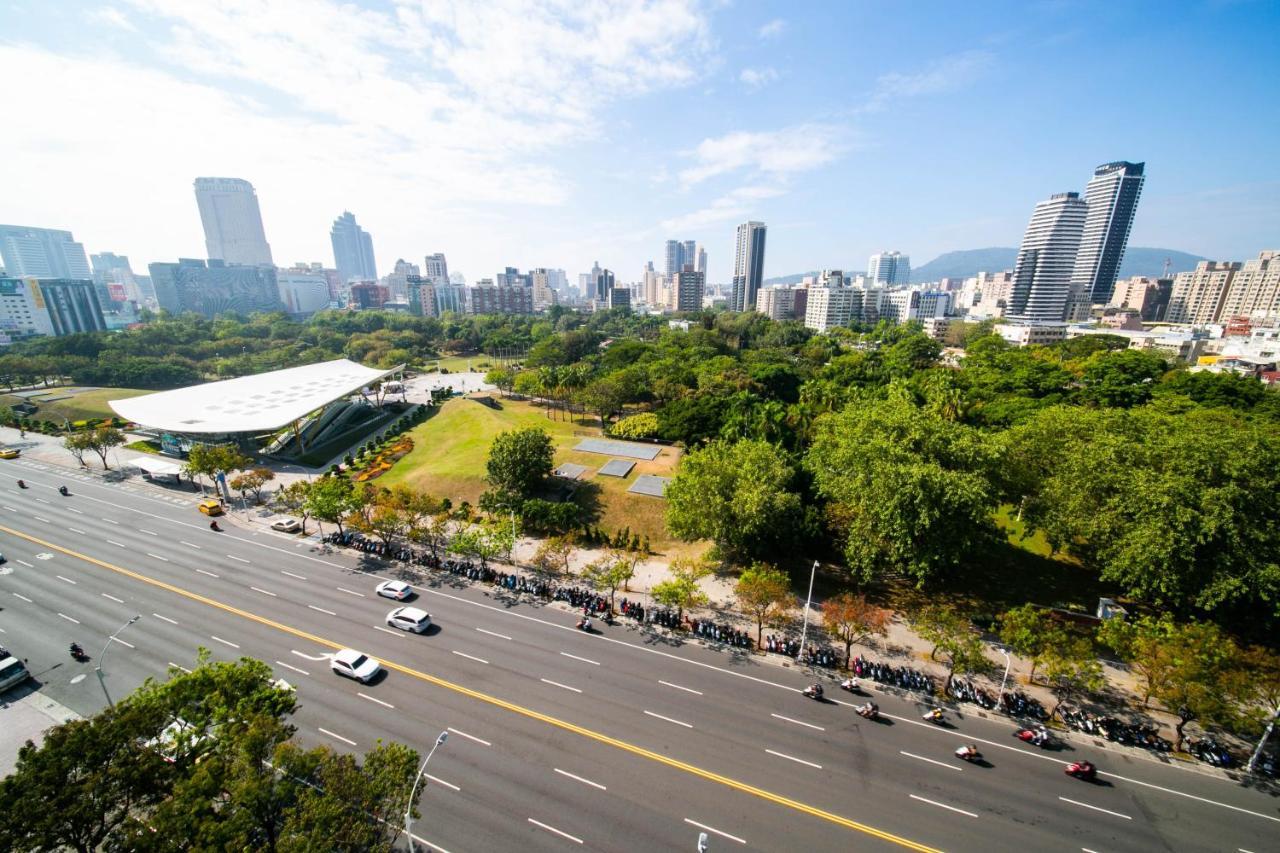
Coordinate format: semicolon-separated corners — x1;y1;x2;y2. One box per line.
1;457;1277;852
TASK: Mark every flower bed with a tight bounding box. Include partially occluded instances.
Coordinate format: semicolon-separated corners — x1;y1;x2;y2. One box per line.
352;436;415;482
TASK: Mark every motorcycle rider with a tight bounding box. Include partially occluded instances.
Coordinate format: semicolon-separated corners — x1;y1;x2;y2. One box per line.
923;708;944;723
58;485;69;495
955;744;979;760
839;676;859;692
803;683;824;699
16;479;25;488
69;642;84;659
209;520;221;531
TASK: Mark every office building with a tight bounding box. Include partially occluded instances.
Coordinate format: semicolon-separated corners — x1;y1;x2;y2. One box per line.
277;269;331;316
348;282;388;310
1219;251;1280;323
607;288;631;310
1069;161;1145;311
996;323;1068;347
641;262;661;306
147;259;282;317
1167;261;1240;324
0;225;92;279
532;268;559;311
193;177;273;266
1007;192;1088;322
592;267;616;303
867;251;910;285
664;239;700;276
0;277;106;340
467;280;533;315
731;221;767;312
330;212;377;283
671;268;706;312
496;266;532;289
696;245;707;277
424;253;449;285
1109;275;1172;322
756;284;807;321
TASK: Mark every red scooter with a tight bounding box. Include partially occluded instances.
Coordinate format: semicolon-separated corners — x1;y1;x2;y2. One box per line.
1016;726;1051;747
1065;760;1097;781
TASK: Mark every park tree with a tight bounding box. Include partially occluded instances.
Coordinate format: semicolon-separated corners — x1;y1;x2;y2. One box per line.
913;604;990;695
1077;348;1169;408
184;444;252;493
305;475;360;535
582;550;636;615
228;467;275;504
651;558;712;622
273;480;313;533
353;500;406;547
806;391;1001;587
485;426;554;502
530;535;574;578
1041;634;1105;719
577;374;630;428
665;438;802;565
62;432;90;467
450;524;511;568
485;367;515;397
409;511;452;561
81;425;126;469
823;592;891;669
735;563;793;649
997;604;1068;682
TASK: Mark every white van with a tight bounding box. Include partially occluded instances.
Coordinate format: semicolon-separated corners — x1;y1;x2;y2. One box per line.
0;655;31;693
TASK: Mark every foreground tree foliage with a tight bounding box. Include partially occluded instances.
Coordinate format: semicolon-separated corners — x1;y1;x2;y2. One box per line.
0;656;419;853
485;426;555;503
735;563;794;649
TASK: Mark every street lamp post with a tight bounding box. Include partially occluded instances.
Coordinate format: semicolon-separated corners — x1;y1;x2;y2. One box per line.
96;614;142;708
404;730;449;852
795;560;819;665
1247;705;1280;774
997;647;1012;706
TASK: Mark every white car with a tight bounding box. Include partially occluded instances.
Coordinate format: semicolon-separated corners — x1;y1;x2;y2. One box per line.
386;606;432;633
330;648;381;683
375;580;413;600
270;518;302;533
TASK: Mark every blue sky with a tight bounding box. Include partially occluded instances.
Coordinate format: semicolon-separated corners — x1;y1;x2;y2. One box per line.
1;0;1277;284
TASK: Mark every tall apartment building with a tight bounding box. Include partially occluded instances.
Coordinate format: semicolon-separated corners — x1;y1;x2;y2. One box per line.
881;289;950;324
867;251;910;285
148;258;282;317
0;277;106;340
467;280;533;315
0;225;92;279
330;212;377;283
1219;251;1280;323
383;259;420;301
531;268;559;311
349;282;388;310
1109;275;1172;322
423;253;449;285
1007;192;1088;323
1166;261;1240;324
640;262;661;306
804;286;856;333
731;221;767;312
193;178;273;266
756;284;806;321
1069;161;1145;313
664;239;700;276
670;268;705;312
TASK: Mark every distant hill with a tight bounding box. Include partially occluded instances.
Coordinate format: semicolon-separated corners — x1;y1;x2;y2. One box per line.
765;247;1207;287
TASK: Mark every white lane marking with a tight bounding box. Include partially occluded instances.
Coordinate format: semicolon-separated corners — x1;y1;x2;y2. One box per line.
540;677;582;694
16;559;33;568
424;773;459;792
180;541;202;549
319;727;357;746
560;651;600;666
226;554;251;564
644;710;693;729
146;553;169;562
196;569;219;578
684;819;746;845
107;540;125;547
1083;849;1100;853
139;529;158;536
292;650;331;661
57;612;81;624
169;662;192;673
153;613;178;625
451;650;489;664
281;570;307;580
68;527;85;534
660;680;703;695
250;586;278;597
110;637;135;649
67;507;83;514
35;498;48;504
34;515;51;523
900;750;963;771
771;713;825;732
527;819;583;845
308;605;336;616
476;627;512;640
56;574;77;585
910;794;978;818
410;834;454;853
447;727;490;746
764;748;822;769
102;517;118;524
336;586;365;597
359;692;395;709
1;505;13;512
554;767;606;790
210;635;240;649
1059;797;1132;820
374;626;405;637
275;660;310;676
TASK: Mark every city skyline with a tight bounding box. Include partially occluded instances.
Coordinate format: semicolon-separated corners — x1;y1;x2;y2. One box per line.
0;2;1277;284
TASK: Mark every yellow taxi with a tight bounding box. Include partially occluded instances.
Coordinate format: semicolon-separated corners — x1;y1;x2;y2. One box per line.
197;499;224;516
0;448;20;459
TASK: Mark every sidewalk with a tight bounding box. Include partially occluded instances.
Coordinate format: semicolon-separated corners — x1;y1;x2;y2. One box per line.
0;686;81;778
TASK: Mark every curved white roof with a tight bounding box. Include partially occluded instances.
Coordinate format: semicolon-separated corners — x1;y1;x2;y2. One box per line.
109;359;399;434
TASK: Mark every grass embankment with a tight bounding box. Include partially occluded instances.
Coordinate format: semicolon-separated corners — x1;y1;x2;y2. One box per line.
379;394;685;553
1;387;149;423
420;354;507;374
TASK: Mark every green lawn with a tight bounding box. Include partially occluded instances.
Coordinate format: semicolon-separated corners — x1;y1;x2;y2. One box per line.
419;354;510;374
2;387;149;423
380;394;685;552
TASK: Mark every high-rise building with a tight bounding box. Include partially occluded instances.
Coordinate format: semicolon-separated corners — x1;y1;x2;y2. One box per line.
1219;251;1280;323
1069;161;1145;310
593;267;616;303
756;284;807;321
607;288;631;310
0;225;92;279
1166;261;1240;325
664;239;702;277
424;253;449;285
671;268;705;312
696;245;707;276
383;259;420;302
496;266;532;289
531;268;559;311
867;251;910;285
0;277;106;340
731;221;767;312
1007;192;1088;323
147;259;282;317
348;282;388;310
193;177;273;266
467;280;534;315
1109;275;1172;322
804;285;856;333
330;212;377;283
276;270;331;316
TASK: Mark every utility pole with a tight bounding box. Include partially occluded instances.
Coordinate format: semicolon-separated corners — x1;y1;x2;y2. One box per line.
795;560;819;664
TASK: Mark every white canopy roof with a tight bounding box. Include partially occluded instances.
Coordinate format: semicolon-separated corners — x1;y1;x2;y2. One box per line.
124;456;184;476
109;359;399;434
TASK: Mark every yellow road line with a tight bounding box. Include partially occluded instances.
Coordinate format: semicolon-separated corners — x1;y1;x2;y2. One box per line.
1;524;939;852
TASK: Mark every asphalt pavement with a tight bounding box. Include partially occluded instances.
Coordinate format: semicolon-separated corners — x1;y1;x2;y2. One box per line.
1;456;1277;853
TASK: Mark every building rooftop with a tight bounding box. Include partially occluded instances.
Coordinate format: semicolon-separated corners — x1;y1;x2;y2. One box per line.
109;358;399;434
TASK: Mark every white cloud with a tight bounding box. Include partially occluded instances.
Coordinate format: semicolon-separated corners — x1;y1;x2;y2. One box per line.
87;6;137;31
739;66;778;89
757;18;785;39
678;125;846;185
862;50;993;112
661;185;784;232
